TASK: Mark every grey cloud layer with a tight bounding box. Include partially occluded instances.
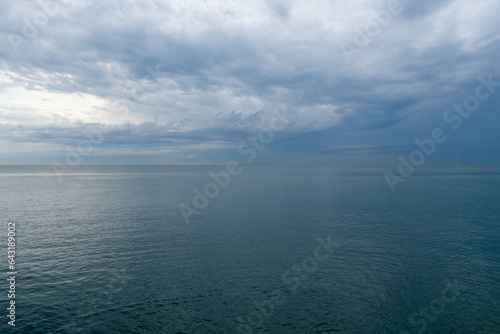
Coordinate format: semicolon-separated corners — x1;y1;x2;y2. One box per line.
0;0;499;164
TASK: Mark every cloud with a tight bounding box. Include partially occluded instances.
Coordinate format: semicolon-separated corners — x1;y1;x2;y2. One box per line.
0;0;499;164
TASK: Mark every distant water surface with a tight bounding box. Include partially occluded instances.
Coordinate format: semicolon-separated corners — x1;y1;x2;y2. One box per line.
1;166;499;333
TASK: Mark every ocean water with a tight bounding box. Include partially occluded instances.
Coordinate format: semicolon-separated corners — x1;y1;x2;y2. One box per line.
1;165;500;333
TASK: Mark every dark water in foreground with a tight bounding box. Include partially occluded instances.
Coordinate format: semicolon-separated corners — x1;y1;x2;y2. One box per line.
1;166;499;333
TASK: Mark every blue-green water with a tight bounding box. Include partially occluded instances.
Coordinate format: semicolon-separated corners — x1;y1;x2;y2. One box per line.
1;166;499;333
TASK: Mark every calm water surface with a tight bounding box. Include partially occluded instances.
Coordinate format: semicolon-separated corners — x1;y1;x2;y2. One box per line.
1;166;499;333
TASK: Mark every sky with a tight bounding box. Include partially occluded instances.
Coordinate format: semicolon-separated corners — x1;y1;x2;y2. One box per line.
0;0;499;165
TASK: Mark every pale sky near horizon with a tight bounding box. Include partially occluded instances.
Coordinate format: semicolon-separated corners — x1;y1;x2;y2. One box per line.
1;0;500;165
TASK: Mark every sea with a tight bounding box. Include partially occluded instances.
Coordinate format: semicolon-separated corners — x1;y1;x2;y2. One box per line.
1;165;499;333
